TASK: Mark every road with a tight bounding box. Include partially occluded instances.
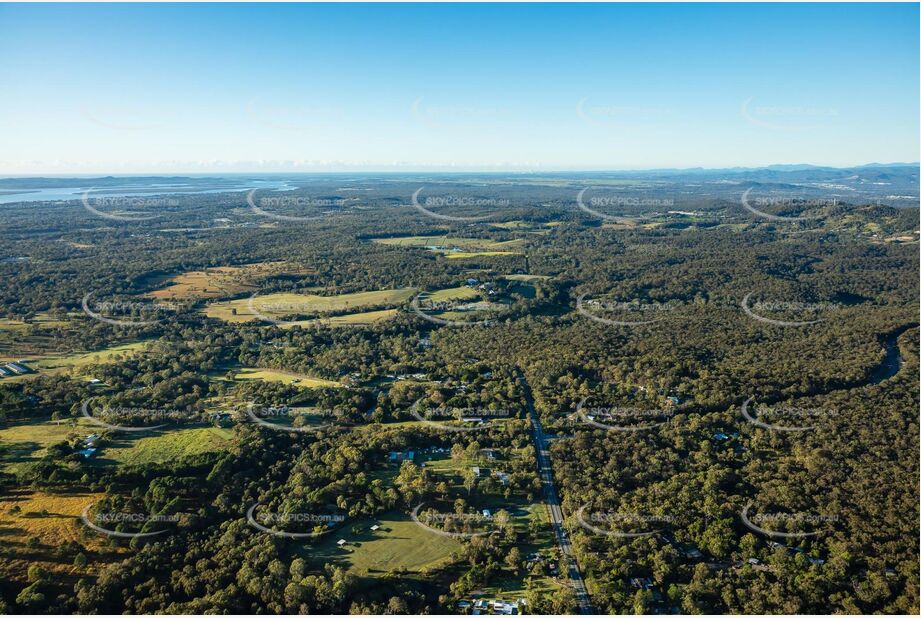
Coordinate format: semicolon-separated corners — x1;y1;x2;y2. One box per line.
516;368;596;615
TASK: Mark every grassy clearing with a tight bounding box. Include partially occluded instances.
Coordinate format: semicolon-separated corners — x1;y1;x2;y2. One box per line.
0;417;95;472
99;426;233;466
374;235;523;252
444;251;519;259
204;288;416;323
147;261;317;301
279;308;401;329
426;286;481;302
0;489;115;582
30;341;149;373
233;367;342;388
300;510;462;575
503;274;551;281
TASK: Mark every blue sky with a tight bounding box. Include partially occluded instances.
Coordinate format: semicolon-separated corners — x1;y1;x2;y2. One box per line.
0;3;917;173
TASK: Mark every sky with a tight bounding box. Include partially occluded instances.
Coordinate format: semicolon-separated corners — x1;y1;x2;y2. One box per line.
0;2;918;174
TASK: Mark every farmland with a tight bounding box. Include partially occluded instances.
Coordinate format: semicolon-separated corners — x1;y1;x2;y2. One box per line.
203;288;417;323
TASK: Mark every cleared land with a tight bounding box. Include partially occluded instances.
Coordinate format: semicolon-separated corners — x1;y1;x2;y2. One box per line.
372;235;524;258
100;426;233;466
0;490;113;582
233;367;342;388
204;288;416;323
301;510;462;575
146;261;317;300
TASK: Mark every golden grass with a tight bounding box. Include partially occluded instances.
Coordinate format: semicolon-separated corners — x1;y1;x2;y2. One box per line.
234;367;342;388
147;261;317;300
204;288;416;323
0;490;115;581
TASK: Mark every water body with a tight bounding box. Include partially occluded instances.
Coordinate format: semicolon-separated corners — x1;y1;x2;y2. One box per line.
868;324;915;385
0;179;299;204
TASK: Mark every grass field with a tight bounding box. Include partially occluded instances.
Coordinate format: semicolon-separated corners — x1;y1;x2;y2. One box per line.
30;341;149;373
204;288;416;323
278;308;401;329
0;417;94;472
99;426;233;465
503;274;551;281
147;261;317;300
0;489;114;582
233;367;342;388
373;235;524;255
300;510;462;575
443;251;519;259
425;286;481;302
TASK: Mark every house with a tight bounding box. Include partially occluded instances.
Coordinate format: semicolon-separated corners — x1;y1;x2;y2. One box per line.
482;449;498;460
494;471;510;486
457;601;471;609
336;539;347;546
87;378;102;385
78;447;97;459
712;432;729;441
748;558;760;565
482;509;492;519
461;417;483;423
370;524;380;531
473;600;489;611
630;577;653;590
471;466;482;477
467;278;479;286
83;434;100;447
0;367;10;377
665;396;680;407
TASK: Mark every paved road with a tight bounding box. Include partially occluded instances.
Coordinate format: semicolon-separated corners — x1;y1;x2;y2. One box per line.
516;368;596;615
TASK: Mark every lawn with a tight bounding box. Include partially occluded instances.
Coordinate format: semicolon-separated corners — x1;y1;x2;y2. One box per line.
30;341;149;373
233;367;342;388
0;417;94;472
426;286;481;302
300;510;462;575
443;251;519;259
204;288;416;323
98;426;234;465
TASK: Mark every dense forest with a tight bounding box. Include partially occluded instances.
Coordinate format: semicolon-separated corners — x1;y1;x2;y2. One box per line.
0;174;917;614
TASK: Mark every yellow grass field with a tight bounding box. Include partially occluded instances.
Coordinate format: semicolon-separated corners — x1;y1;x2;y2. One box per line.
147;261;318;300
0;490;115;581
204;288;417;323
279;308;401;329
234;367;342;388
372;235;524;256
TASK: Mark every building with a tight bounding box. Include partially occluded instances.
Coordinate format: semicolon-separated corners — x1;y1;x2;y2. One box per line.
388;450;415;462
